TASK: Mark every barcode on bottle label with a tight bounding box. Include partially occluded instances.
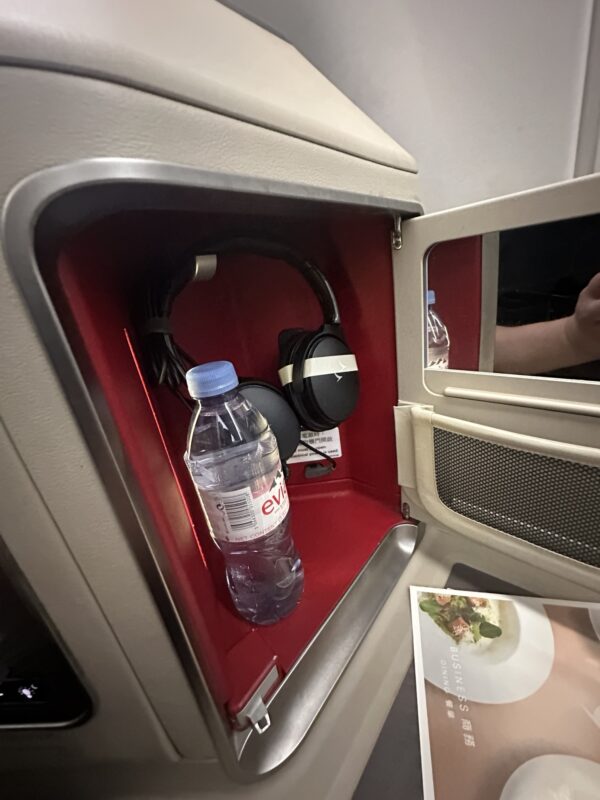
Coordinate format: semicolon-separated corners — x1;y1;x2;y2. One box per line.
221;492;257;533
199;466;290;543
288;427;342;464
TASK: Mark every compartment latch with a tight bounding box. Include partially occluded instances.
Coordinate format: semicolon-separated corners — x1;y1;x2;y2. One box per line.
234;665;279;734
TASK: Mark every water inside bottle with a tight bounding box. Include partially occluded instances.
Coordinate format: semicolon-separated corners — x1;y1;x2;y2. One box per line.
185;381;304;626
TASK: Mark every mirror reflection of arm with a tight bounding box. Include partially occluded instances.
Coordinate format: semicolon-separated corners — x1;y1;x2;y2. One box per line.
494;272;600;374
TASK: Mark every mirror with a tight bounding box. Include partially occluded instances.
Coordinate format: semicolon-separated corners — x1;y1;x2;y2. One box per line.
425;213;600;381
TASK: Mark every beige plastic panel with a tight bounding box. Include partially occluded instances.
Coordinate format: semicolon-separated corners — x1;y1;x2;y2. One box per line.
0;423;181;766
4;520;598;797
394;173;600;450
0;66;420;782
0;241;214;761
0;68;419;211
0;0;416;173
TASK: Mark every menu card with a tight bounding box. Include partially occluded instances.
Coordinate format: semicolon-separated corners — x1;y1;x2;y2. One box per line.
410;586;600;799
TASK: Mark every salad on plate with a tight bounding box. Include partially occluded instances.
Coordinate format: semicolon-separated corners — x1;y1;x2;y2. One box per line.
418;592;503;645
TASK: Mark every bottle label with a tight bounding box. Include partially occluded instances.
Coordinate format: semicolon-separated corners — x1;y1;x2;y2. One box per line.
200;466;290;543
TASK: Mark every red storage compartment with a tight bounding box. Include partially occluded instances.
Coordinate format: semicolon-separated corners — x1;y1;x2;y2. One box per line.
46;207;402;724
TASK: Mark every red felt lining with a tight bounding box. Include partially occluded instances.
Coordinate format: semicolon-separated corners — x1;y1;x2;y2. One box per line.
47;209;402;719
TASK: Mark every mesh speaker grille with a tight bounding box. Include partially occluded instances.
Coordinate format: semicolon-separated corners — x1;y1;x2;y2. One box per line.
433;427;600;568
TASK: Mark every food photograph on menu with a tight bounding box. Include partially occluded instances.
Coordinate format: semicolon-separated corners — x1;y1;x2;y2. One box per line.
410;587;600;799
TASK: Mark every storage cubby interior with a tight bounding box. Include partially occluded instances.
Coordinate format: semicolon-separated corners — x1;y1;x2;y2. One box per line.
42;201;403;722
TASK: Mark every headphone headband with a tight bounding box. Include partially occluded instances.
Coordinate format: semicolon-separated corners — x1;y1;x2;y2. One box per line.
142;234;350;404
168;235;341;326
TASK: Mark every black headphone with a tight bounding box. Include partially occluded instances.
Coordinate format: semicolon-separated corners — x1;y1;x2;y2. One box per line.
141;236;359;462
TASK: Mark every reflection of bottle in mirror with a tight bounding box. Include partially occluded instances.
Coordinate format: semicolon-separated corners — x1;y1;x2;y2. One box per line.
427;290;450;369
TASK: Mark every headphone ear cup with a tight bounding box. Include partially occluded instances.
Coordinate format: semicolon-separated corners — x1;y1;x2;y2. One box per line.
238;380;301;462
279;327;359;432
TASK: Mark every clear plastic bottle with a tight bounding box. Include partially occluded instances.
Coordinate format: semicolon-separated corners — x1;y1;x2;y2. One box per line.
427;289;450;369
184;361;304;625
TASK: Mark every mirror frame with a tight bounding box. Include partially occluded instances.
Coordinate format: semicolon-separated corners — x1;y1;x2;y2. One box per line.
394;173;600;448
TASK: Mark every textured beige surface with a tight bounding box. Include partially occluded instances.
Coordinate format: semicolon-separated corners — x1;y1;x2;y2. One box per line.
0;58;420;790
0;68;419;210
406;407;600;596
0;422;185;766
0;0;416;172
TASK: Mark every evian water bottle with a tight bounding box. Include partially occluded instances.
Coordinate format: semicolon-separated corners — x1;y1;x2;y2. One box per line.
184;361;304;625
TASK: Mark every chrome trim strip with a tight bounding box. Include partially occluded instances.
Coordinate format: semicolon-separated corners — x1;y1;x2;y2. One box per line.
3;158;422;234
1;158;418;779
235;522;419;774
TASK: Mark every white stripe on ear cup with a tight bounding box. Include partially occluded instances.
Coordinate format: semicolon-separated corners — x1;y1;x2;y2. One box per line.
278;354;358;387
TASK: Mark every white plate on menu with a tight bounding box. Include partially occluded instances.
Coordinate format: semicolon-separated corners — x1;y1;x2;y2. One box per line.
422;597;554;704
500;754;600;800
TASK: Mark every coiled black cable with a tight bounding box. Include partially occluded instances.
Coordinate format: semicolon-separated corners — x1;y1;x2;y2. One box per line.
140;255;196;390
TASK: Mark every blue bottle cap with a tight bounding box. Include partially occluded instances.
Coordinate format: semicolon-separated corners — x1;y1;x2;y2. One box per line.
186;361;239;399
427;289;436;305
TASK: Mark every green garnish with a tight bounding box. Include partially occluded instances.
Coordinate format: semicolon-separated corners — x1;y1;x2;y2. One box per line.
419;598;441;615
479;620;502;639
418;592;503;644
